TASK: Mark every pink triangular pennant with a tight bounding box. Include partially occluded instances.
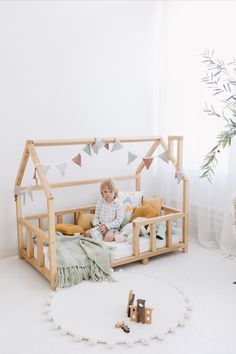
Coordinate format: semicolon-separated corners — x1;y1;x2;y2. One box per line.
72;153;82;167
104;143;109;150
143;157;153;170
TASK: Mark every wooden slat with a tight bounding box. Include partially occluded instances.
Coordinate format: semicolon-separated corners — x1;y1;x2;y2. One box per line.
176;139;183;171
21;175;137;192
27;143;52;200
161;205;182;213
150;224;156;251
132;224;140;257
57;215;62;224
24;205;96;221
39;217;46;230
182;177;189;252
15;142;30;186
15;195;24;258
132;212;184;226
32;136;161;147
47;198;57;290
36;237;45;267
18;218;49;244
112;243;185;267
26;229;34;258
166;220;172;248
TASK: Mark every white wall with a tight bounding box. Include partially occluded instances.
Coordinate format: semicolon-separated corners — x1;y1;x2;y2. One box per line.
0;0;162;255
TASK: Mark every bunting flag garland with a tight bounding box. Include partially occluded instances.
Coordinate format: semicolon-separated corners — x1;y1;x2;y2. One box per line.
27;185;34;202
42;165;50;175
158;151;169;164
56;162;67;177
175;171;185;184
30;137;175;178
14;186;22;196
83;144;92;156
92;138;104;154
127;151;138;165
143;157;153;170
111;139;123;152
72;153;82;167
33;168;38;185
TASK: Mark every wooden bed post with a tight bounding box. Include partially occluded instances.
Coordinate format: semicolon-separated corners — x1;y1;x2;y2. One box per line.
48;198;57;289
15;142;31;258
182;177;189;253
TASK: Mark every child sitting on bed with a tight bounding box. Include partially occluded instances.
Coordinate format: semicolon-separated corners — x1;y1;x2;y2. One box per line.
85;178;124;242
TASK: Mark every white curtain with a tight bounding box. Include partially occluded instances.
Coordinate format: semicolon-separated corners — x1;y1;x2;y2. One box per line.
157;0;236;255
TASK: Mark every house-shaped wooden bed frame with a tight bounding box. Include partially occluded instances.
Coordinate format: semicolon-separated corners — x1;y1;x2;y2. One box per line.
15;136;189;289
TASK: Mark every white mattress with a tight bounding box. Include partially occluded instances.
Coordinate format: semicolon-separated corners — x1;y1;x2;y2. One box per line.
33;233;182;270
107;234;181;260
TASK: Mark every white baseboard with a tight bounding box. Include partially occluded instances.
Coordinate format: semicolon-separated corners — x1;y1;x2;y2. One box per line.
0;247;18;258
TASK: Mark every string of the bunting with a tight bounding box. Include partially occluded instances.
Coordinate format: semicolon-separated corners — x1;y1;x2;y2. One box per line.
14;185;34;205
34;137;170;177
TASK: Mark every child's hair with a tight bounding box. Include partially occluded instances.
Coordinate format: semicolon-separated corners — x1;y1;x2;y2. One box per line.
100;178;118;197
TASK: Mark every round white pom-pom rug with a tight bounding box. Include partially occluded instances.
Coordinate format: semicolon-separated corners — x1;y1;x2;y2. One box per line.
44;271;192;347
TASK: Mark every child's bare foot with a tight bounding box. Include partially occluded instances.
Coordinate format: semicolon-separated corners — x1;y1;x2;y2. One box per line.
84;230;91;238
104;231;115;242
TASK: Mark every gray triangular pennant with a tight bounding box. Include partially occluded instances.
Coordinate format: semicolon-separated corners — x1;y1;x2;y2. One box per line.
127;151;138;165
158;151;169;164
27;185;34;202
83;144;92;156
56;162;67;177
111;139;123;152
42;165;50;175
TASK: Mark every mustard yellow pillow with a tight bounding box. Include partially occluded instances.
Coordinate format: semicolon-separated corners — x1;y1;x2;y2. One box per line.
132;205;159;219
142;197;163;216
56;223;84;235
76;212;94;231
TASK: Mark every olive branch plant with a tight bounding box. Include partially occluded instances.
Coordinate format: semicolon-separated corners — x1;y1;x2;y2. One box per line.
200;49;236;182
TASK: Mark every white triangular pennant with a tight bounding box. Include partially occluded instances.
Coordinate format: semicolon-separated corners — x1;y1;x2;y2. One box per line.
158;151;169;164
42;165;50;175
111;139;123;152
127;151;138;165
27;185;34;202
92;138;104;154
175;171;184;184
56;162;67;177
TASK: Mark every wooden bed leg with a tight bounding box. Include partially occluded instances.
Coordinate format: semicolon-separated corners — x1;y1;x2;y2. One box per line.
141;258;149;265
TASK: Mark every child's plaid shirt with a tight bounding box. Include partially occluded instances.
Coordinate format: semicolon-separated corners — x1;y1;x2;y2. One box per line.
92;197;124;230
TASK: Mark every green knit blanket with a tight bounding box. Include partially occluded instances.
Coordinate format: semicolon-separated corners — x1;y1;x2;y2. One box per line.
55;234;113;288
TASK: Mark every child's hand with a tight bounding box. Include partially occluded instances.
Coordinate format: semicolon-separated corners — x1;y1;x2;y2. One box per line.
99;224;108;235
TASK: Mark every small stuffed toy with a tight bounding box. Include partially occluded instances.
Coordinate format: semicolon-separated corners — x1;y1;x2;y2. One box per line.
115;217;148;243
